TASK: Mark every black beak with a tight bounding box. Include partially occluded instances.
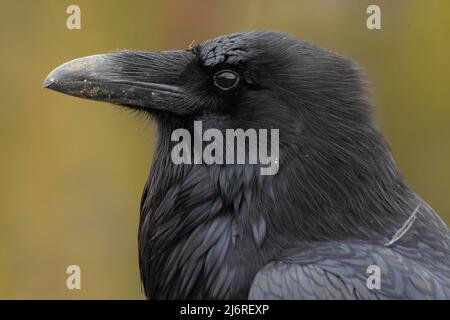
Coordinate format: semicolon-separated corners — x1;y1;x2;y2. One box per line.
43;50;194;114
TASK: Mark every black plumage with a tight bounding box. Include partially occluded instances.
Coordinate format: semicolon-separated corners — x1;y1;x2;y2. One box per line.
44;31;450;299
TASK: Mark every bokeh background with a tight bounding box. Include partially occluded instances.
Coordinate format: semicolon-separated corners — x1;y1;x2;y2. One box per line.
0;0;449;299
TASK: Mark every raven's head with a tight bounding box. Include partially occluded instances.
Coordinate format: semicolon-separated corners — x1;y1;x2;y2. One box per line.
44;31;411;240
43;31;372;149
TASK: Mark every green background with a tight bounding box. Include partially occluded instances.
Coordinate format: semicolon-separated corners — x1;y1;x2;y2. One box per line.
0;0;449;299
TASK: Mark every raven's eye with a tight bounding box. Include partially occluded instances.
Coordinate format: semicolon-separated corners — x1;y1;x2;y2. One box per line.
213;70;240;91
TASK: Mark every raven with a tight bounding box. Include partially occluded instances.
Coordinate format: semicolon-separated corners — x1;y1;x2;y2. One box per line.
43;31;450;299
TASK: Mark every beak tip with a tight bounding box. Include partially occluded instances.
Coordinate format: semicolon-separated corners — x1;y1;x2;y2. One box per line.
42;77;54;89
42;69;60;89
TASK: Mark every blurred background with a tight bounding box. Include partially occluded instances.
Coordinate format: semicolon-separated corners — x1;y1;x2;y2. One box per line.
0;0;449;299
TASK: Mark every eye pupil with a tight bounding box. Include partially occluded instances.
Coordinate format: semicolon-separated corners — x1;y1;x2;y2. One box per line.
213;70;239;91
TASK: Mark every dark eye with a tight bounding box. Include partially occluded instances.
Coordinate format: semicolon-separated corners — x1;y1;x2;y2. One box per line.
213;70;240;91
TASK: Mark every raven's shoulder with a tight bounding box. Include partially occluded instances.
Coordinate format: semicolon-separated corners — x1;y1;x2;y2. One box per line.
249;241;450;299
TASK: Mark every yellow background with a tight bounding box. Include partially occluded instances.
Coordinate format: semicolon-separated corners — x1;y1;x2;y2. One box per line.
0;0;449;299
